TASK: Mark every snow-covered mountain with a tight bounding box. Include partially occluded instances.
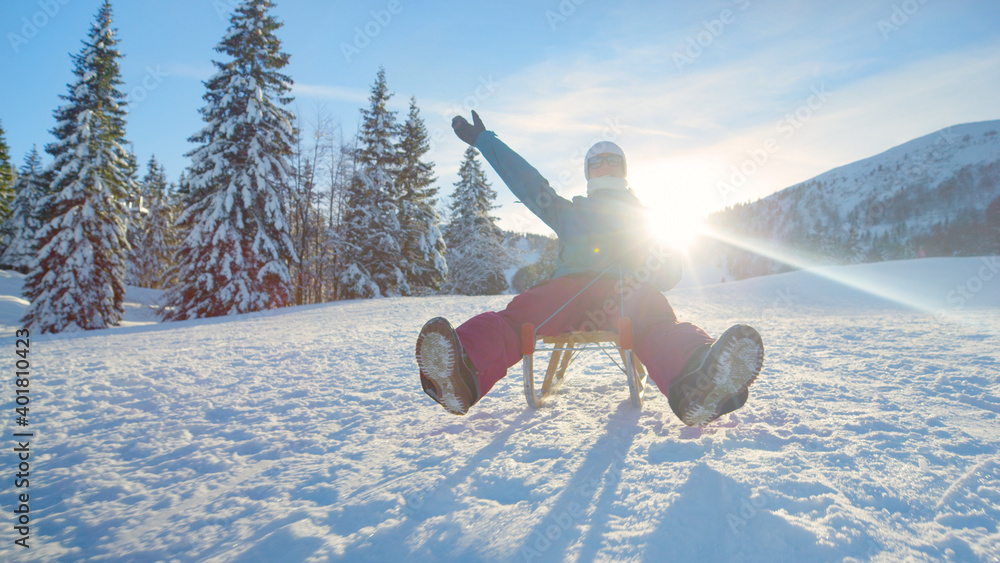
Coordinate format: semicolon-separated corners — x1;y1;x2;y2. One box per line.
701;120;1000;280
2;257;999;561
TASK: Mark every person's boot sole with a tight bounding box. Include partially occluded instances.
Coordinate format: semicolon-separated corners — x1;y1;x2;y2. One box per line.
675;324;763;427
416;318;476;415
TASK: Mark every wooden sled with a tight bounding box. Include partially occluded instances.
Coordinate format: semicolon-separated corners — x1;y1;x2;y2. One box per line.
521;317;648;409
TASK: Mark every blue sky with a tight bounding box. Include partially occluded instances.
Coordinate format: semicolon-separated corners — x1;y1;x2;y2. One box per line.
2;0;999;242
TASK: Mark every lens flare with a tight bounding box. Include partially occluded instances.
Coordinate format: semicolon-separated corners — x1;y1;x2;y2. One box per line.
699;224;943;316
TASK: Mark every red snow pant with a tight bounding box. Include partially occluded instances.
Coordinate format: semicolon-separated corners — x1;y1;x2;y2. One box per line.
454;274;713;398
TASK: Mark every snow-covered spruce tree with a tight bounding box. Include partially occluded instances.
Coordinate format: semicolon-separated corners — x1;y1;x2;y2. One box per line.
122;148;140;203
140;190;180;290
124;155;154;285
0;121;14;222
397;97;447;294
444;146;512;295
157;171;192;289
162;0;298;320
338;67;408;299
22;1;134;333
0;147;47;271
128;156;176;288
150;181;184;289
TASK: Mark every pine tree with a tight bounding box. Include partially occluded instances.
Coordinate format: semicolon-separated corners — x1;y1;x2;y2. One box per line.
22;1;133;333
0;121;14;222
163;0;298;320
0;146;46;271
158;171;191;289
397;97;447;294
445;146;511;295
128;156;175;288
144;189;181;290
338;67;408;298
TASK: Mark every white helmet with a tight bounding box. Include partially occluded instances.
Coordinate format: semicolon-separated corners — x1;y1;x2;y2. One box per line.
584;141;627;180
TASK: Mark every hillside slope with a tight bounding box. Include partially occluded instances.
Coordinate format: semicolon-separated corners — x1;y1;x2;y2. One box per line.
2;258;999;561
702;121;1000;279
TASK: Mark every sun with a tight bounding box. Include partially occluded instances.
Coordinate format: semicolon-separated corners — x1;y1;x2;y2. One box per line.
629;156;718;253
644;206;708;253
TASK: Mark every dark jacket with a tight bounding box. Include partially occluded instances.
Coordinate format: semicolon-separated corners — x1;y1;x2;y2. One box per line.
474;131;681;290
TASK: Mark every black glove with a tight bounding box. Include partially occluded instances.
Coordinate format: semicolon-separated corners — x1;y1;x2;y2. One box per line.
452;110;485;146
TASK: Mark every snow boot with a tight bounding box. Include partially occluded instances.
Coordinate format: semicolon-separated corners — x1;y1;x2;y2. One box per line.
667;324;764;427
416;317;481;415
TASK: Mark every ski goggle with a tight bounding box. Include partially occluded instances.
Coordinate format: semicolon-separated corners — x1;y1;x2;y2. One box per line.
587;154;624;168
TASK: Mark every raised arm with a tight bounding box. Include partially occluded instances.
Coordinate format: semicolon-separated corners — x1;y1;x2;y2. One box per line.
452;111;568;231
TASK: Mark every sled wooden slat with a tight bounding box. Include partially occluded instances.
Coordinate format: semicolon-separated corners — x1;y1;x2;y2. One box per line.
522;320;647;409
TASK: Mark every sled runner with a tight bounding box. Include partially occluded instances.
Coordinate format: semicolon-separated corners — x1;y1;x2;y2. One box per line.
521;317;647;409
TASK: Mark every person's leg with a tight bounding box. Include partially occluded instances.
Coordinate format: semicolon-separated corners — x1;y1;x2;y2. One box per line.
621;282;764;426
457;275;618;396
624;283;714;397
666;324;763;426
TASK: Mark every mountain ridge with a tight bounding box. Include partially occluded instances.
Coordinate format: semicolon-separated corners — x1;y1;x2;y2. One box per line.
699;119;1000;280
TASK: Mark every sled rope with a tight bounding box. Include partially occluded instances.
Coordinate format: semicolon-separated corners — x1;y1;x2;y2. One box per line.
600;346;629;376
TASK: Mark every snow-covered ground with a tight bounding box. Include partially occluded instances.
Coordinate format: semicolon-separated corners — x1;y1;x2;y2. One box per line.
2;257;1000;562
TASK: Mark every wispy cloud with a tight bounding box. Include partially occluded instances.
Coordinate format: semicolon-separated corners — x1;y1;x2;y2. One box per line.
292;83;369;105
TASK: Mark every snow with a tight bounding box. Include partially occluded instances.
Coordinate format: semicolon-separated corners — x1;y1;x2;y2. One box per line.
2;257;1000;561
